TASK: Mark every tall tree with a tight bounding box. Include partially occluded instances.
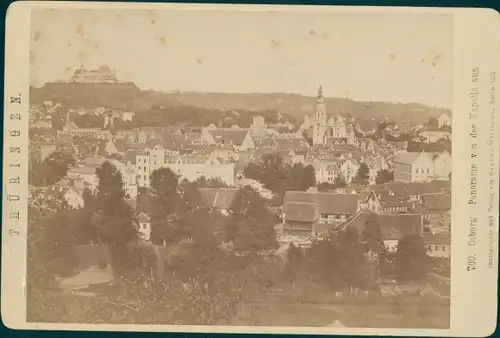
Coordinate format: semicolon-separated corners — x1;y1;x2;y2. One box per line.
395;234;429;282
376;169;394;184
226;186;278;251
361;217;386;281
93;161;138;273
244;153;291;196
289;163;316;191
355;162;370;182
36;209;80;277
51;107;66;131
333;175;347;189
149;168;182;244
38;150;75;185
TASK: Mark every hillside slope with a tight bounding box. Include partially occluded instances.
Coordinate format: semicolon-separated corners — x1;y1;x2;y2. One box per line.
30;84;451;128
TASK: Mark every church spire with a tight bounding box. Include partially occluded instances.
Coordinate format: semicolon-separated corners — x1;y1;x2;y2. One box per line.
317;84;324;103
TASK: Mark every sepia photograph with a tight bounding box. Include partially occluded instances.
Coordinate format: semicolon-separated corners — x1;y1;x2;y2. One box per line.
24;6;457;330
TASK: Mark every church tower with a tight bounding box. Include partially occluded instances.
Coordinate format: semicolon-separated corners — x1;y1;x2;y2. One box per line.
315;85;326;124
313;85;327;145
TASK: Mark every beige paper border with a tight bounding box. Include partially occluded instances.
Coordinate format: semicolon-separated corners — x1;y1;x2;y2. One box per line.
2;2;500;336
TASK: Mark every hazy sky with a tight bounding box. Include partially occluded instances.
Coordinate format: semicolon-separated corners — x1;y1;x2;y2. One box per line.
30;8;453;108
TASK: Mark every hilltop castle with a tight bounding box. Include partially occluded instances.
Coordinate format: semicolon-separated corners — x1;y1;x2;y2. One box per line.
63;66;126;84
302;85;355;146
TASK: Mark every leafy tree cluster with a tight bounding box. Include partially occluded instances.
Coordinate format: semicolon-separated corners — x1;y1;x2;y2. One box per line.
26;166;256;325
407;138;451;153
353;162;370;184
109;104;295;131
286;219;430;294
244;153;316;198
225;186;278;252
375;169;394;184
29;150;75;186
70;112;105;129
285;229;376;293
50;107;67;131
317;176;347;192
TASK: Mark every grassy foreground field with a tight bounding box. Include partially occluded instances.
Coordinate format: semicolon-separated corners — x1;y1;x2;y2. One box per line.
234;301;450;328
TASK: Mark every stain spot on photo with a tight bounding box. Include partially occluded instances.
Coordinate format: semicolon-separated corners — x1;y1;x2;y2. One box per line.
197;59;203;65
270;39;281;49
158;36;167;45
76;23;84;37
309;29;316;36
33;30;41;42
389;53;396;60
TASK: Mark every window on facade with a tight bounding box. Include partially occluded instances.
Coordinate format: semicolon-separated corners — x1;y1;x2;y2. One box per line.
416;169;419;174
434;245;440;251
427;168;430;174
143;175;146;180
327;215;334;223
441;245;446;251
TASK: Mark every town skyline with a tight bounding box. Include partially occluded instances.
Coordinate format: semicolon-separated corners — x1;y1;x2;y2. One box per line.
31;9;453;109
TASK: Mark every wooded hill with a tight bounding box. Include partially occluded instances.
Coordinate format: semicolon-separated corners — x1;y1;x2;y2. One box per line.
31;83;451;130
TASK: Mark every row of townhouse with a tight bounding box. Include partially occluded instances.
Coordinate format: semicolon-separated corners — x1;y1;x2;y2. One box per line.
392;150;452;182
280;181;451;258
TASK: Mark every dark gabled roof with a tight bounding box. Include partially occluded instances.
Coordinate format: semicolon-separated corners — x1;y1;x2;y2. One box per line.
208;129;249;146
335;210;423;241
198;187;219;208
137;212;150;222
284;191;359;214
198;187;239;210
214;188;239;210
393;151;434;165
422;193;451;210
124;150;142;164
423;233;451;245
284;202;319;222
113;139;129;153
370;181;450;199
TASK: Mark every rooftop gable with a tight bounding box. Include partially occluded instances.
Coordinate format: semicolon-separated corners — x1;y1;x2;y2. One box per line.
284;191;359;214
